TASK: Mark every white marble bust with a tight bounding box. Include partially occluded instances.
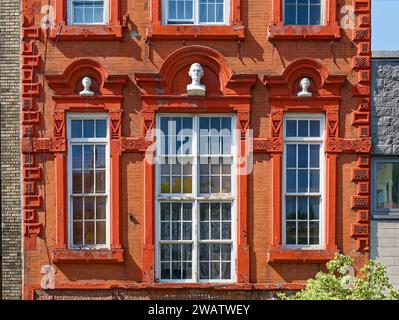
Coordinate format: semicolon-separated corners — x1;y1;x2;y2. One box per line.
79;76;95;96
187;63;206;96
297;77;312;97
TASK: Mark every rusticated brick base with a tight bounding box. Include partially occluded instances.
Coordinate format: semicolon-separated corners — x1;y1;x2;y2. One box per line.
34;288;297;300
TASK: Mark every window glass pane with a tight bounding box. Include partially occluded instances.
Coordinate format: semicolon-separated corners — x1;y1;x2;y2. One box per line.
84;6;93;23
93;5;104;23
96;119;107;138
309;169;319;192
84;145;94;169
376;162;399;209
161;176;170;193
85;221;95;244
309;221;319;244
298;120;308;137
310;5;321;25
95;145;106;169
72;145;82;169
298;221;308;244
84;196;95;219
287;145;296;168
298;144;308;168
286;120;297;137
185;0;193;19
73;222;83;244
287;169;297;192
72;120;82;138
73;5;84;24
177;0;185;20
84;170;94;193
168;1;176;19
284;4;296;24
73;197;83;220
96;196;106;219
83;120;95;138
286;221;296;244
298;169;308;192
297;4;309;25
310;145;320;168
309;197;319;220
96;170;106;193
72;170;82;193
96;221;106;244
297;197;308;220
310;120;320;137
286;196;296;220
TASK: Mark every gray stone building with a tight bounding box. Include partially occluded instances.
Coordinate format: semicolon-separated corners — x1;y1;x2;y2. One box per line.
0;1;22;299
371;51;399;289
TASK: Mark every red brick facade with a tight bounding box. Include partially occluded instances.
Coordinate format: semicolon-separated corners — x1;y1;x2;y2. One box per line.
22;0;371;299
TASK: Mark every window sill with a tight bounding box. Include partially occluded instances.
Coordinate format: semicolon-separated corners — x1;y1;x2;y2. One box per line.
49;24;123;41
267;248;337;263
146;24;245;40
267;23;341;41
52;248;124;263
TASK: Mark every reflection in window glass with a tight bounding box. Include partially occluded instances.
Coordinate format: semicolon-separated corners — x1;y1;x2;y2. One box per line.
284;0;322;26
71;0;106;24
284;116;323;247
69;116;108;248
376;162;399;209
166;0;226;24
157;115;235;282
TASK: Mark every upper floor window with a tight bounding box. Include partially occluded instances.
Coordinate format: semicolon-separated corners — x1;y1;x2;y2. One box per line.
374;160;399;212
283;114;325;248
67;114;110;249
163;0;229;25
284;0;322;25
67;0;109;25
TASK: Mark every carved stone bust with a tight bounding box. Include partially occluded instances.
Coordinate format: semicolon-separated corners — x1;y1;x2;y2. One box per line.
187;63;206;96
297;77;312;97
79;76;95;96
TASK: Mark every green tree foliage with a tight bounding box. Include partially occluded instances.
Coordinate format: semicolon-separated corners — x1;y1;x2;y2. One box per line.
278;253;399;300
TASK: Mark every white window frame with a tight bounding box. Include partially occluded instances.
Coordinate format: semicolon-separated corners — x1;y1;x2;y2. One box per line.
67;0;109;25
161;0;230;25
154;114;237;283
283;0;325;26
372;158;399;215
67;113;110;249
282;113;325;249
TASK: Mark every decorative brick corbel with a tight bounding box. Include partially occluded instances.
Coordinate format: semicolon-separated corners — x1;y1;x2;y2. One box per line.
237;111;250;140
110;109;123;139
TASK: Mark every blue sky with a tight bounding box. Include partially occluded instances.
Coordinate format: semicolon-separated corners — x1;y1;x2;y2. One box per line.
372;0;399;50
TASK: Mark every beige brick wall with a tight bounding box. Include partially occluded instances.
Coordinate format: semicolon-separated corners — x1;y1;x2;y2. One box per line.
371;220;399;289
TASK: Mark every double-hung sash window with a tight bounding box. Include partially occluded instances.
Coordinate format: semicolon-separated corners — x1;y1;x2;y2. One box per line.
283;114;325;248
156;115;236;282
163;0;229;25
67;114;110;249
68;0;109;25
284;0;323;25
